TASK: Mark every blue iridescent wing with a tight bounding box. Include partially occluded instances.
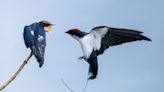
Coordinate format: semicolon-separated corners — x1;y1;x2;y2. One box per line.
33;24;46;67
23;25;34;48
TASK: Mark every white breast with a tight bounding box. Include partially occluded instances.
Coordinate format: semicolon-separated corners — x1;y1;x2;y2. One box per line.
74;29;107;59
78;34;95;59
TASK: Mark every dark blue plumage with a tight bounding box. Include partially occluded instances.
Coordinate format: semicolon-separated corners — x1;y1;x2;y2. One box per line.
23;22;49;67
87;52;98;79
23;25;34;48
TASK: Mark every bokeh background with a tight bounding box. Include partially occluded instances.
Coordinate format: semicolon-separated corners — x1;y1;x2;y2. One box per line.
0;0;163;92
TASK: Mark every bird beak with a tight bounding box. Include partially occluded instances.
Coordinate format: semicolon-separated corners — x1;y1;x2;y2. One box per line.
45;25;53;33
65;31;68;33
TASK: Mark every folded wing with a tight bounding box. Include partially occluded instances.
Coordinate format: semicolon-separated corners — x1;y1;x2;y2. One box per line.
23;24;46;67
23;26;34;48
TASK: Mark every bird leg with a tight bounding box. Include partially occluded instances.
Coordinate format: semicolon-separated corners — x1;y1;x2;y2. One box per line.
78;56;84;60
78;56;87;61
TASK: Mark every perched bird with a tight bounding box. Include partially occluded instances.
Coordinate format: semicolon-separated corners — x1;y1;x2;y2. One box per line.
23;20;53;67
65;26;151;79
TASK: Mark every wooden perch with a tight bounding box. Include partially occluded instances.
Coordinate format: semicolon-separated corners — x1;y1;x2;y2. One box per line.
0;52;33;91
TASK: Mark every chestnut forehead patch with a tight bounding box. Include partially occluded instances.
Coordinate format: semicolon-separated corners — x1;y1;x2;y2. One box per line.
39;20;51;25
69;29;80;32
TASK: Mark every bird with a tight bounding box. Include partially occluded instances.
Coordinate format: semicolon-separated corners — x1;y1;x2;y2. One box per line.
23;20;53;67
65;26;151;80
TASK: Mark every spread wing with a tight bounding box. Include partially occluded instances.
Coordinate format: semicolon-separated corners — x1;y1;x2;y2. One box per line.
90;26;151;56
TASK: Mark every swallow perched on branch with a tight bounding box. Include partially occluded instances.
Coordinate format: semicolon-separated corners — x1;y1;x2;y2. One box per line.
23;20;53;67
66;26;151;79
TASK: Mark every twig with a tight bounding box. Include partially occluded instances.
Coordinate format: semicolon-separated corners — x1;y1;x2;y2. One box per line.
61;79;74;92
82;78;89;92
0;52;33;91
82;68;89;92
61;69;89;92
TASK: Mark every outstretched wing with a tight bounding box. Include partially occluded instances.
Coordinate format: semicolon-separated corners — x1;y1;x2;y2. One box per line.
23;25;34;48
90;26;151;55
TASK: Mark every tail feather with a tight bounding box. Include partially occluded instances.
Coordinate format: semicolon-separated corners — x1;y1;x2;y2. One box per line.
36;56;44;67
87;52;98;80
31;46;44;67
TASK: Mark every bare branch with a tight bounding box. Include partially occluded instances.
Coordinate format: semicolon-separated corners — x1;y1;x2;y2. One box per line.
82;68;90;92
82;78;89;92
0;52;33;91
61;79;74;92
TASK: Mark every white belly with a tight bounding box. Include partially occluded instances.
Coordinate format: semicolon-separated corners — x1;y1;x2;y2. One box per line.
79;35;94;59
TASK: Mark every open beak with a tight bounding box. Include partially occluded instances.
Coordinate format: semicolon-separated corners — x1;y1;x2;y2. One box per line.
45;25;53;33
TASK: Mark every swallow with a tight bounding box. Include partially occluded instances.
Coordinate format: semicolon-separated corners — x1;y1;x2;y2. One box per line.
23;20;53;67
66;26;151;79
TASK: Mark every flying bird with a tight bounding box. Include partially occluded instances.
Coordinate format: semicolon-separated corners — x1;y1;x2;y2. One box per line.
23;20;53;67
65;26;151;79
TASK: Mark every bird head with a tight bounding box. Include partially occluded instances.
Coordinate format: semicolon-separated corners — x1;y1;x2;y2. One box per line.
65;29;87;38
65;29;81;35
39;20;53;33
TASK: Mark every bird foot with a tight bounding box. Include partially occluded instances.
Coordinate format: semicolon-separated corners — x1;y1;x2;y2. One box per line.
78;56;84;60
78;56;86;61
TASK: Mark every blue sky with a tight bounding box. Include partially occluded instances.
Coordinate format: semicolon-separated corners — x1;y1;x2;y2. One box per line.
0;0;163;92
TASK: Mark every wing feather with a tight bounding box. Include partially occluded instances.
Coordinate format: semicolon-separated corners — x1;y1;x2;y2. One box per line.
33;24;46;67
23;26;34;48
90;26;151;55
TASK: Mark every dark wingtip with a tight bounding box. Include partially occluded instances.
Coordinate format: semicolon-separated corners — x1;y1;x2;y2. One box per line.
142;36;152;41
38;60;44;68
39;63;43;68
